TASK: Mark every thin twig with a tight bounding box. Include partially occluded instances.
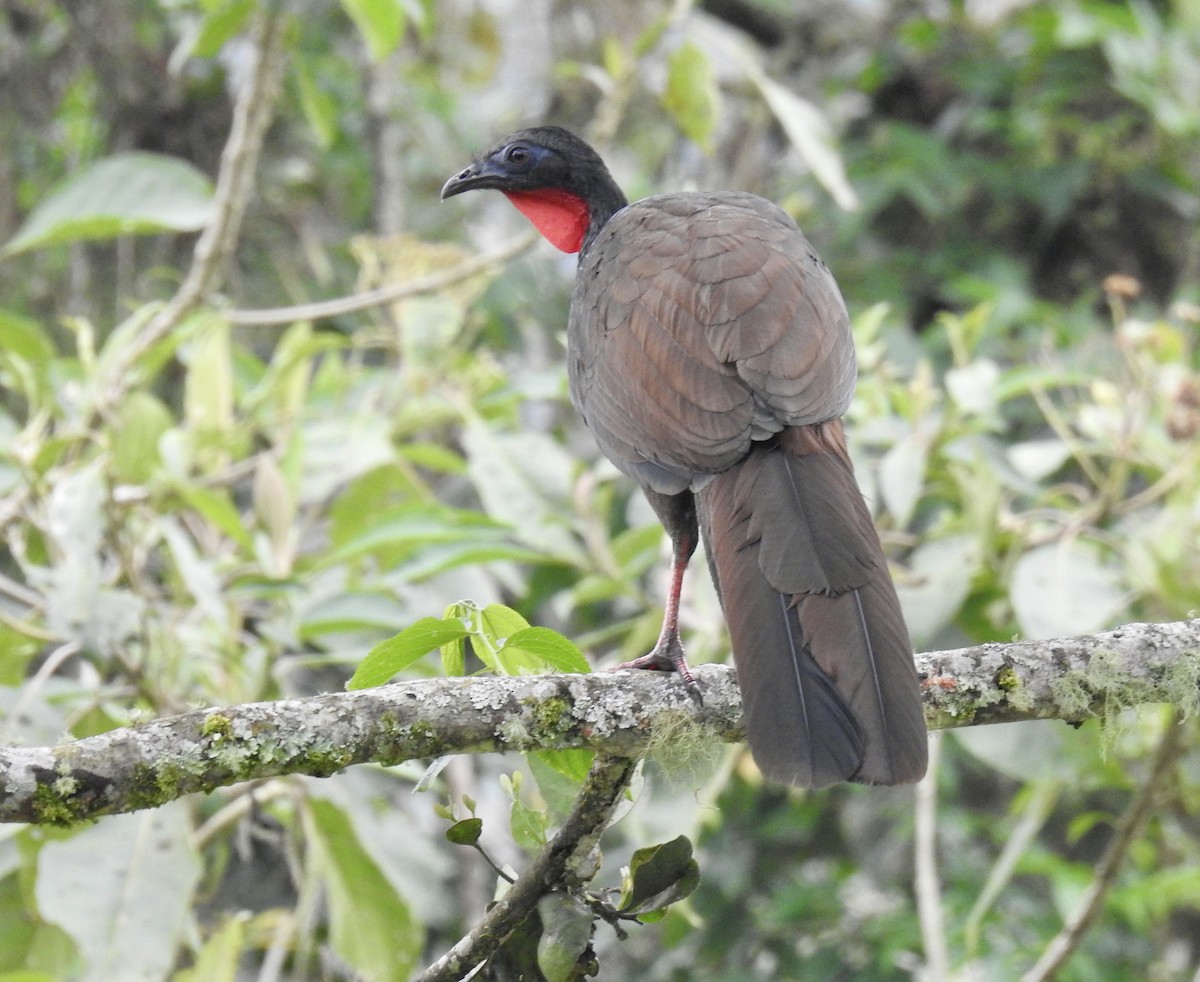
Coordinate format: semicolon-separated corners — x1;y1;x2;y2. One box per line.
224;231;538;326
964;780;1062;954
1021;711;1185;982
4;641;80;742
416;755;637;982
1029;385;1106;490
99;8;286;406
914;731;949;982
191;780;291;850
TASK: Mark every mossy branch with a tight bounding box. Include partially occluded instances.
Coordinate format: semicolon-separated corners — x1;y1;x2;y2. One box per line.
2;618;1198;825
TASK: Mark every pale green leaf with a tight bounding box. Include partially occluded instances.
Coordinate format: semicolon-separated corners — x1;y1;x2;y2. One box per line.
0;309;55;367
475;603;531;675
894;534;980;647
183;317;235;442
536;894;594;982
173;484;253;551
109;391;172;485
173;912;249;982
462;423;586;565
1011;540;1127;640
341;0;407;61
879;426;931;528
953;721;1090;784
189;0;255;58
752;74;859;211
304;799;421;982
663;42;718;150
3;153;214;256
1007;439;1072;482
946;358;1001;416
35;803;200;982
509;790;548;852
294;56;339;150
298;592;409;639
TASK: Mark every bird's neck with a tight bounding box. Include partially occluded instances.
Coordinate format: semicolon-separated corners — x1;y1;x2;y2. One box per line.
580;181;628;255
503;179;627;256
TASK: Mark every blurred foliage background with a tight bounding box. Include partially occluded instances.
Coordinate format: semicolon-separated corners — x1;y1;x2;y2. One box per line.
1;0;1199;979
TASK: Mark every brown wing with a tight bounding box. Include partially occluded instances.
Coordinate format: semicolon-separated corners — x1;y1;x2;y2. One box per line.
567;192;856;495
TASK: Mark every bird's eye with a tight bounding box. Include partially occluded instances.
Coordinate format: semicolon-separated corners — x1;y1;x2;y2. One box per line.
505;145;531;164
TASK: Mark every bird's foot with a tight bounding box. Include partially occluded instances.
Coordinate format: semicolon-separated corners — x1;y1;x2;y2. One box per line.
612;636;703;706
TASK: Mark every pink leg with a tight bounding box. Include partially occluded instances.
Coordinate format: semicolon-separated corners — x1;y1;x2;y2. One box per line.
613;532;702;703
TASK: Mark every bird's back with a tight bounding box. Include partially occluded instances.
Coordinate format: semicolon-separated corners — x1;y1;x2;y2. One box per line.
567;191;857;495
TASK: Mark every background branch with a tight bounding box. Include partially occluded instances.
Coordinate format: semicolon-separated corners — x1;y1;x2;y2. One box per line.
2;618;1197;825
97;8;285;403
1021;710;1185;982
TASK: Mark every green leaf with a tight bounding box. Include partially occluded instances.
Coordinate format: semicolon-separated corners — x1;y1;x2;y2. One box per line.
440;627;466;676
0;309;55;368
445;817;483;846
326;503;513;565
475;603;532;674
173;484;253;551
528;750;594;822
173;912;249;982
3;153;214;256
952;721;1102;784
188;0;255;59
879;425;931;527
347;617;470;689
252;453;296;574
305;799;421;982
618;835;700;916
663;42;719;150
502;772;548;852
294;56;339;150
501;627;591;674
399;440;467;475
393;541;551;582
341;0;407;62
183;316;235;447
109;392;172;485
34;802;201;982
462;423;587;565
536;894;595;982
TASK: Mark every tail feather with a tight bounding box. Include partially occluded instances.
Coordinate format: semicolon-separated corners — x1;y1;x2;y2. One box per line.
697;421;927;787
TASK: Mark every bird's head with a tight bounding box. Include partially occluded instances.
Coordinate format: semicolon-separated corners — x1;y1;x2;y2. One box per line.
440;126;627;254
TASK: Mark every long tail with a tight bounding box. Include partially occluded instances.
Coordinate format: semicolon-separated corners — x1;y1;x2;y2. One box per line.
696;420;928;788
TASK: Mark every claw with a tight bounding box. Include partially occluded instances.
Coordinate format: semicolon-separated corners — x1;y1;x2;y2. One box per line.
612;634;704;706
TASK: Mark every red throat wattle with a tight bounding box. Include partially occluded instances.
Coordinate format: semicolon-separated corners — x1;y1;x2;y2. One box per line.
503;189;589;253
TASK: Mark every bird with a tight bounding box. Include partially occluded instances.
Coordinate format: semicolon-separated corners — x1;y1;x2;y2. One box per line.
441;126;927;788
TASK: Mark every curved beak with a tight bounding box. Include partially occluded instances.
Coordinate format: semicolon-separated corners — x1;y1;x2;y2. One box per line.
440;158;509;200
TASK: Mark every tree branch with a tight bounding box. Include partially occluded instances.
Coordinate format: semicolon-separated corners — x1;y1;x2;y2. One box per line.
1020;709;1184;982
222;231;537;326
2;618;1198;825
97;8;286;404
416;754;637;982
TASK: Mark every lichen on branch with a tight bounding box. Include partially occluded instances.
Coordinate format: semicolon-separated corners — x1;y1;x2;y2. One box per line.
2;618;1198;825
